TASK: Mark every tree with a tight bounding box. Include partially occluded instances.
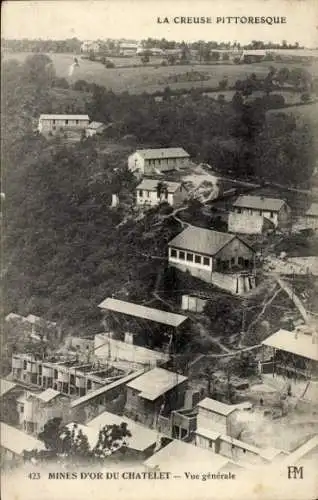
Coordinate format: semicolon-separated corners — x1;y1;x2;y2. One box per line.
141;54;150;64
218;77;228;90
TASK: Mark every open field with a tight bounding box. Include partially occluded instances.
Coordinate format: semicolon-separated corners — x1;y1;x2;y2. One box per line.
3;51;318;94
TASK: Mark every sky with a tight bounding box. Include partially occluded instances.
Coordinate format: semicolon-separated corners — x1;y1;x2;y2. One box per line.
2;0;318;47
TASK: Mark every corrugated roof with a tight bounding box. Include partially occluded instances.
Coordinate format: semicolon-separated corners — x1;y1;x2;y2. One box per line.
168;226;235;256
39;114;90;120
135;148;190;160
233;195;286;212
0;379;17;397
136;179;182;193
35;388;61;403
144;439;231;472
306;203;318;217
197;397;238;416
87;411;157;451
0;422;45;456
126;367;187;401
262;329;318;361
70;370;145;408
98;298;188;327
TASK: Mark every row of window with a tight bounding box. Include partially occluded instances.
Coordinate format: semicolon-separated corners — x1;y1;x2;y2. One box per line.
139;190;168;199
170;248;211;267
146;158;179;166
50;119;82;126
235;208;275;218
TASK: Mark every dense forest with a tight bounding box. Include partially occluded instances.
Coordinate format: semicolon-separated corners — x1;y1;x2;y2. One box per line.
2;54;316;337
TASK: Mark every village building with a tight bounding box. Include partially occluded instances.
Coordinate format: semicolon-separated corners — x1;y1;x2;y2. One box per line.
261;327;318;381
228;211;275;235
194;398;286;466
119;42;139;56
144;439;238;473
128;148;190;175
80;41;101;53
70;369;145;423
85;121;106;137
17;388;70;435
135;179;187;207
304;203;318;230
11;352;127;397
124;367;188;427
37;114;90;134
0;422;45;467
195;398;241;450
239;49;268;63
232;195;291;231
86;410;164;459
98;297;189;353
94;333;169;370
0;379;25;426
168;226;256;293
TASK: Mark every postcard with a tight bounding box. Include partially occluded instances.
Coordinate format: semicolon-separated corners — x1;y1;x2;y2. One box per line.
1;0;318;499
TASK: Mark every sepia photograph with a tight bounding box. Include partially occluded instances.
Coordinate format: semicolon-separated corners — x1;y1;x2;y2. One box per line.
1;1;318;499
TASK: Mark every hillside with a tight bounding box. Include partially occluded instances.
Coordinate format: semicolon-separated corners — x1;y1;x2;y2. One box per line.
2;54;316;338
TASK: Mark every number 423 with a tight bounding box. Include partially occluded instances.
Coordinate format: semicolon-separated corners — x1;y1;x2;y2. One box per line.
28;472;41;480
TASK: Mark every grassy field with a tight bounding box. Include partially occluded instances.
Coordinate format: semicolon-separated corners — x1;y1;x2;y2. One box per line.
4;51;318;95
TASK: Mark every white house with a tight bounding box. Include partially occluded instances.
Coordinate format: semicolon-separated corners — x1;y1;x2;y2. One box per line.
38;114;90;134
136;179;187;207
85;121;106;137
232;195;291;230
81;41;101;53
168;226;256;293
128;148;190;175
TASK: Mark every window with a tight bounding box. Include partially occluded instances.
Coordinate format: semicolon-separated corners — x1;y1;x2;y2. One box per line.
195;255;201;264
186;253;193;262
270;211;274;218
179;251;185;260
170;248;177;258
38;365;42;375
23;360;27;370
76;120;79;125
203;257;210;266
259;210;262;216
139;190;143;197
237;208;242;214
87;379;92;390
146;191;150;198
238;257;244;266
20;405;24;414
52;119;56;125
65;120;69;125
54;369;58;379
231;257;235;265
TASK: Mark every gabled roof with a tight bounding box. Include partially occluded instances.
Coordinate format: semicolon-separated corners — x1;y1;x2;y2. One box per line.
306;203;318;217
136;179;182;193
98;298;188;327
87;411;157;451
39;114;90;121
197;397;238;416
233;195;286;212
168;226;238;256
126;367;187;401
0;422;45;456
134;148;190;160
262;329;318;361
0;379;17;397
144;439;231;472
